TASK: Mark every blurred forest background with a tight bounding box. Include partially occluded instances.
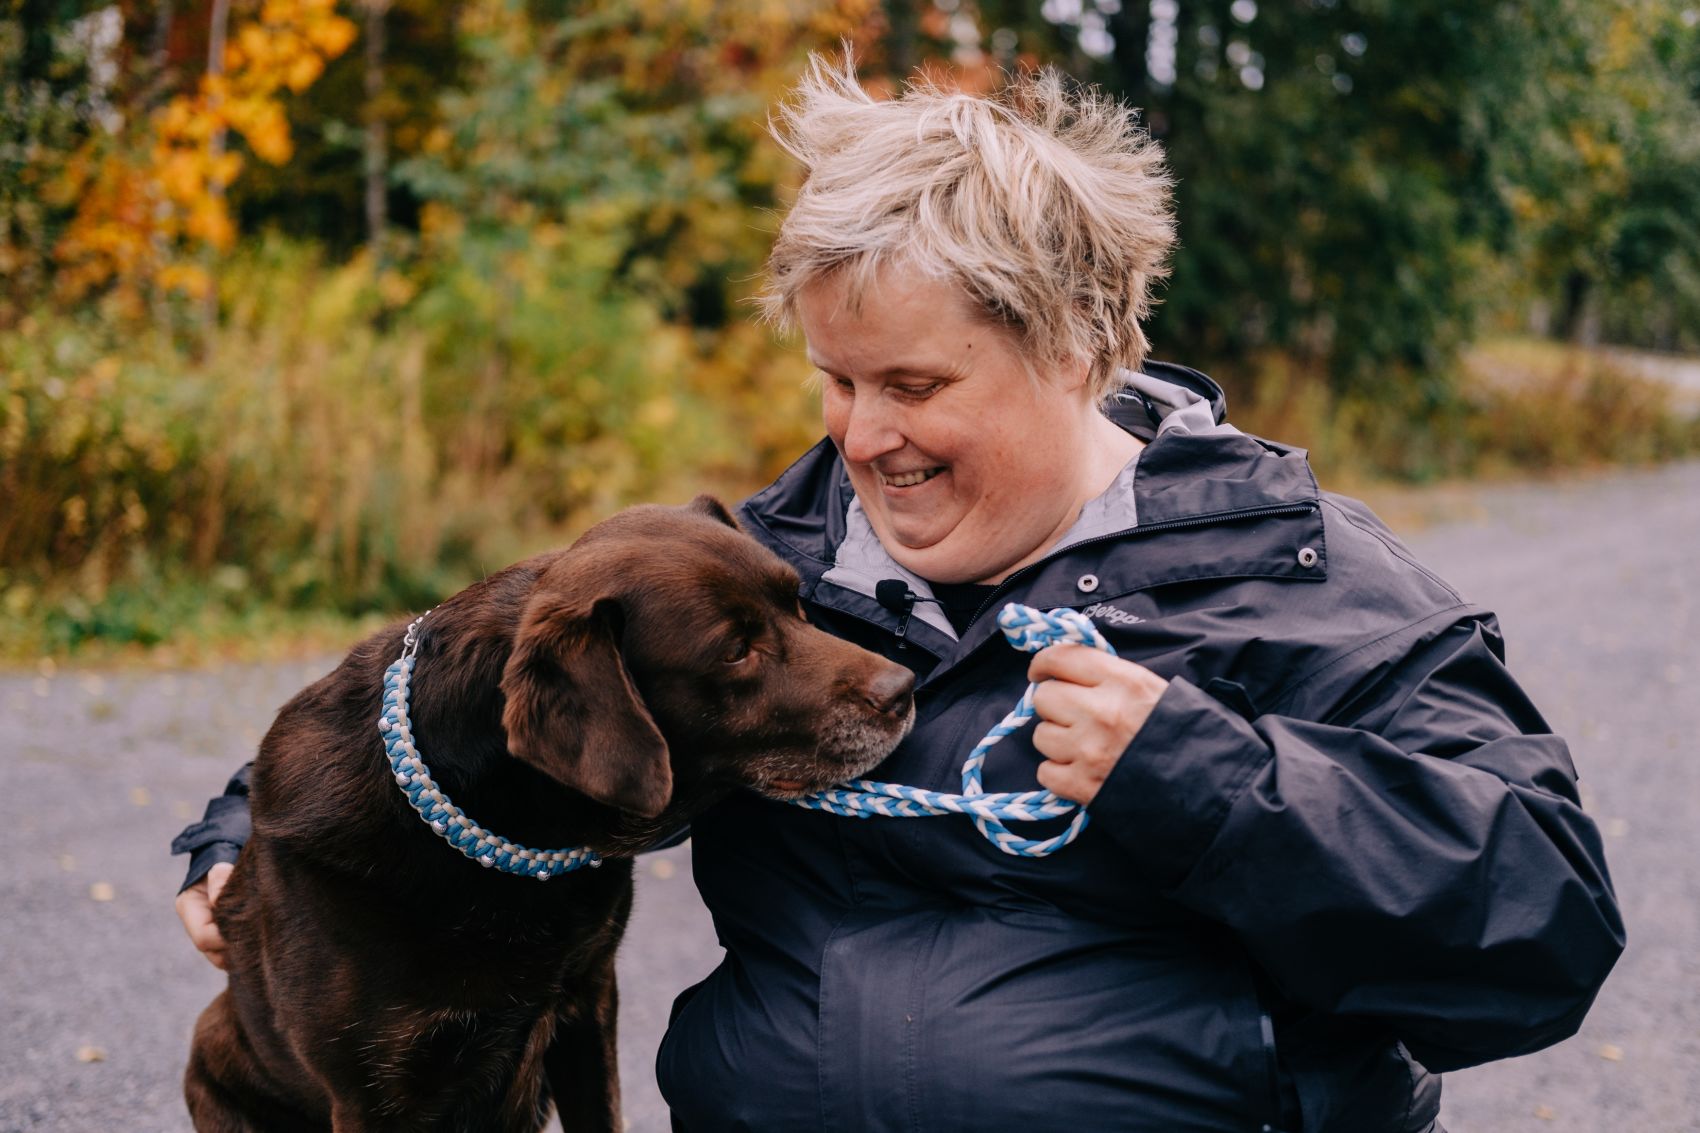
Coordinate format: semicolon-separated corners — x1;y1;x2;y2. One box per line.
4;0;1700;660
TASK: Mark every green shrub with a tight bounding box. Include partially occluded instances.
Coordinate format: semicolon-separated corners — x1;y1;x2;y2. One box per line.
0;236;818;659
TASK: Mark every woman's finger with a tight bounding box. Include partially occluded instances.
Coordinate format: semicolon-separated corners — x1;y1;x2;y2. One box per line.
1030;678;1094;726
1027;642;1115;685
1032;720;1075;762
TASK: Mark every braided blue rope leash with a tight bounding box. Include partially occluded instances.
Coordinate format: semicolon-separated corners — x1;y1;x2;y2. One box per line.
789;603;1115;858
378;612;602;880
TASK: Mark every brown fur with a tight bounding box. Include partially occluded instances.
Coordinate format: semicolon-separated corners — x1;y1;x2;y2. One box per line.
185;496;914;1132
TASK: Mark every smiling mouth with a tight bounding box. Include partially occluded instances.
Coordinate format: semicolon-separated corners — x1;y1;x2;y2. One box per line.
879;467;944;488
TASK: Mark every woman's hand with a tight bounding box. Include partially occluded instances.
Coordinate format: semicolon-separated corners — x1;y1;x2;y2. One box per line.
1028;644;1169;806
174;862;234;970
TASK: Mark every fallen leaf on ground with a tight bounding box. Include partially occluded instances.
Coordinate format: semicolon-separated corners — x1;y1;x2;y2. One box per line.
130;787;152;807
651;859;676;880
89;882;115;902
75;1045;106;1063
1533;1104;1556;1120
1598;1043;1624;1061
58;854;76;871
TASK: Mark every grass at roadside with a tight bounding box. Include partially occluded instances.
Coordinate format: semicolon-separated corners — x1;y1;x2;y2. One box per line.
1228;337;1700;492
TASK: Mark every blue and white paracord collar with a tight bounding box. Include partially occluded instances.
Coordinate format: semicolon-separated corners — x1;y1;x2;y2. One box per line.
378;612;602;880
787;603;1114;858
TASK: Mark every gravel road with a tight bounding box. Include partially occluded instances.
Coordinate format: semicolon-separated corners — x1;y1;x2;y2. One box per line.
3;461;1696;1133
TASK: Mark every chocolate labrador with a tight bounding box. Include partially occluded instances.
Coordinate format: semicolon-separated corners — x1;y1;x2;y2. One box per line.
184;496;914;1132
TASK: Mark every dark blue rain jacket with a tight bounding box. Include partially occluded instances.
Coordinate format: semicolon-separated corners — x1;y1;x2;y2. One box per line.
175;364;1623;1133
653;364;1622;1133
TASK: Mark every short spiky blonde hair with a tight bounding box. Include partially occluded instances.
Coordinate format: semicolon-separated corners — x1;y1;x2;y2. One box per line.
760;55;1175;402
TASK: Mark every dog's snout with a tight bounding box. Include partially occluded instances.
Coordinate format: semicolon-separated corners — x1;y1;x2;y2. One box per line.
863;666;915;716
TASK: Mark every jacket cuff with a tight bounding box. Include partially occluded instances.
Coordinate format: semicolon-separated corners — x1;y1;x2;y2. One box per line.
177;842;242;894
1088;676;1272;889
170;792;253;855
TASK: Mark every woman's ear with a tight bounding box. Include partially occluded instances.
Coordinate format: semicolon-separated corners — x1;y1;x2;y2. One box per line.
500;593;673;818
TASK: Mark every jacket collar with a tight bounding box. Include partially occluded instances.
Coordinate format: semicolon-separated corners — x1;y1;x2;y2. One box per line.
736;361;1322;657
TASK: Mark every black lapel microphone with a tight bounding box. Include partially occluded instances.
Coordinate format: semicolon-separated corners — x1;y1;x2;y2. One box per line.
875;579;941;648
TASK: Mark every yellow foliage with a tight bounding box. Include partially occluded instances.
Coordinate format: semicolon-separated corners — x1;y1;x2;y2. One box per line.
285;52;325;94
50;0;356;302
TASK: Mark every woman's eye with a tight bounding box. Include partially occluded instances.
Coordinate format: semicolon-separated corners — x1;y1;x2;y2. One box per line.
895;383;941;399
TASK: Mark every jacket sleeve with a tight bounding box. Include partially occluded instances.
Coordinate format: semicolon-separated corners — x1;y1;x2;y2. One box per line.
166;763;692;893
170;763;253;892
1087;609;1624;1073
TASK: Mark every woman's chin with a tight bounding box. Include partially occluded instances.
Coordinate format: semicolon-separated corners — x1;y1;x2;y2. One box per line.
885;541;998;586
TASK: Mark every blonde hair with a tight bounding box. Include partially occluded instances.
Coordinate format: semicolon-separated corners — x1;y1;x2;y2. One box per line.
759;54;1175;402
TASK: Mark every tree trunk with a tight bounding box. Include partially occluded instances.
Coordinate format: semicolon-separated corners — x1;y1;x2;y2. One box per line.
883;0;916;80
1561;269;1599;347
202;0;232;336
363;0;392;266
148;0;176;329
147;0;176;103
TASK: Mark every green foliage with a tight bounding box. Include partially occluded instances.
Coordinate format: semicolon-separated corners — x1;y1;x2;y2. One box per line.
0;232;820;658
1019;0;1700;381
392;2;808;324
6;0;1700;660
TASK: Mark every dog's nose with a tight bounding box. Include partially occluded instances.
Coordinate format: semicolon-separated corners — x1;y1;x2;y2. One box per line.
864;667;915;716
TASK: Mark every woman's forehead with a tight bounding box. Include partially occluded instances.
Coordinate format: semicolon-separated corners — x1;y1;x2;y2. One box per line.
800;270;1008;374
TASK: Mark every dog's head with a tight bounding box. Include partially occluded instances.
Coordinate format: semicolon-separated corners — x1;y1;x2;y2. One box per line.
499;495;914;818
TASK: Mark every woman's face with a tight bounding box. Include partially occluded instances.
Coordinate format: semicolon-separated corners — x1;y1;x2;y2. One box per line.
799;267;1106;585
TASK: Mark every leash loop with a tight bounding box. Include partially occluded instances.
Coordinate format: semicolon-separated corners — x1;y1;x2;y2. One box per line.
789;603;1115;858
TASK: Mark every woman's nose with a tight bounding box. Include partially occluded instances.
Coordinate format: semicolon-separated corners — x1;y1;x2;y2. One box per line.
837;395;903;465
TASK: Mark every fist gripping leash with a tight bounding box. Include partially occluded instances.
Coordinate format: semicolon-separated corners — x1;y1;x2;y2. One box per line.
788;604;1116;858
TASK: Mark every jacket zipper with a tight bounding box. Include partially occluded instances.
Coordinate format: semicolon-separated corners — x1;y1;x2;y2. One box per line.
892;601;915;647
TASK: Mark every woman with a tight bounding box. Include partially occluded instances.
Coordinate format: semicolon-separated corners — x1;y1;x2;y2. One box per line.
175;59;1623;1132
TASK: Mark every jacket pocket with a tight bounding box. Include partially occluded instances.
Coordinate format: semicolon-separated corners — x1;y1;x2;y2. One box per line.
1227;948;1294;1132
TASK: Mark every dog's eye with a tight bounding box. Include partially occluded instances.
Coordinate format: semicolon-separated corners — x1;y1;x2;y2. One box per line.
722;640;753;665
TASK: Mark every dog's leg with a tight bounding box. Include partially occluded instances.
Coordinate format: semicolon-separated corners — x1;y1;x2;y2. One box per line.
188;991;330;1133
544;958;621;1133
185;991;281;1132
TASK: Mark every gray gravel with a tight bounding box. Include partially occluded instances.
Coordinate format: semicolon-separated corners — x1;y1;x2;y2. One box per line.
2;461;1696;1133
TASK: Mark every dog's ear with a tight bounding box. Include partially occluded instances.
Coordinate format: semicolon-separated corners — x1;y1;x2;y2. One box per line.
685;494;740;530
500;594;672;817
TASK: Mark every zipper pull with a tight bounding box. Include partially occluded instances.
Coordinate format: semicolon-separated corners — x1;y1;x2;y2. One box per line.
893;602;914;649
876;579;923;651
